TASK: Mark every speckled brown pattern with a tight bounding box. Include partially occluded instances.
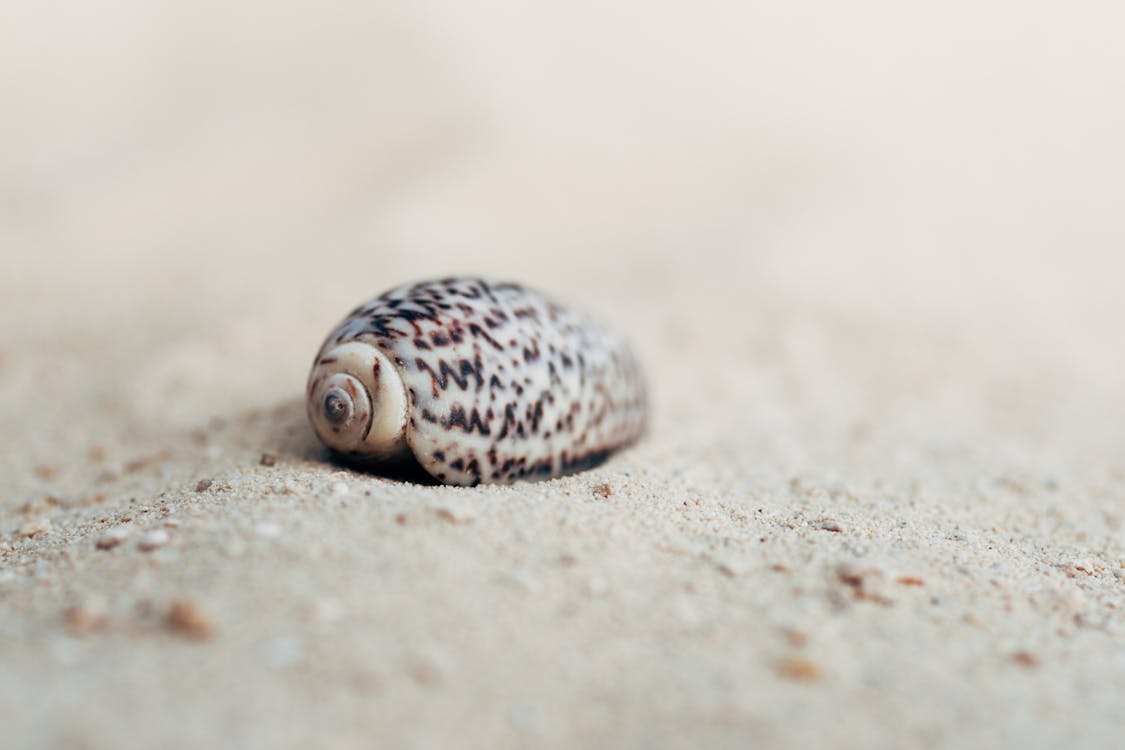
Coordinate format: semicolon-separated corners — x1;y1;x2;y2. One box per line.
307;277;647;485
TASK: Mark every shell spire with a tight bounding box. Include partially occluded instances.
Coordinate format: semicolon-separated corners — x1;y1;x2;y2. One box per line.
306;277;647;485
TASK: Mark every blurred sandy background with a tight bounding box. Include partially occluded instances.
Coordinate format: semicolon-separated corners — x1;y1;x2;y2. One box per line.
1;2;1123;749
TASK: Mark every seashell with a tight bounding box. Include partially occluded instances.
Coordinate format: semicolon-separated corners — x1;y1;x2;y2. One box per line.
306;277;647;485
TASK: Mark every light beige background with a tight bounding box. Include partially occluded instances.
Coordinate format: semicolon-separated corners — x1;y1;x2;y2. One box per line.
2;2;1123;749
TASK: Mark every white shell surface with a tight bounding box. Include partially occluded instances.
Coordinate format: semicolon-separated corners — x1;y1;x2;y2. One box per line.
306;341;409;462
308;277;647;485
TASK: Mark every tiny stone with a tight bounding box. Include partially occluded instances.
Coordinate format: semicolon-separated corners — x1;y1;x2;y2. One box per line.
818;519;843;533
836;561;882;590
1070;559;1095;575
405;648;453;686
435;505;475;524
259;453;278;467
64;599;108;635
592;483;612;499
138;528;170;552
96;527;130;550
350;669;382;696
165;599;218;641
781;627;810;648
776;657;822;683
19;518;52;538
715;559;744;578
195;478;214;492
1011;650;1040;668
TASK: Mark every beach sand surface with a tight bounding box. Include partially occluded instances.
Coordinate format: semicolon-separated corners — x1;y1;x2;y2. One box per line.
2;3;1123;748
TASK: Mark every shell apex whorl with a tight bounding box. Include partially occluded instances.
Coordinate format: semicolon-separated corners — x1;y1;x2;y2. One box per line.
306;340;409;463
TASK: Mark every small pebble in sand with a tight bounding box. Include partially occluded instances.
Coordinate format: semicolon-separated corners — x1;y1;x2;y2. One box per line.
138;528;170;552
405;647;453;686
350;669;382;696
195;478;213;492
592;483;613;499
1068;559;1096;576
818;519;843;533
259;453;278;467
19;518;52;538
836;561;895;605
781;627;809;648
1011;650;1040;668
64;599;108;635
715;559;746;578
165;599;218;641
434;505;476;525
836;561;881;589
96;527;130;550
776;657;822;683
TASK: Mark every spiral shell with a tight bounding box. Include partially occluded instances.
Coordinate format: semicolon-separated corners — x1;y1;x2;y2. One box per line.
306;277;647;485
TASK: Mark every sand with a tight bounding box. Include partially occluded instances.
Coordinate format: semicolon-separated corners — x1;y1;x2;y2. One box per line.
2;3;1124;749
